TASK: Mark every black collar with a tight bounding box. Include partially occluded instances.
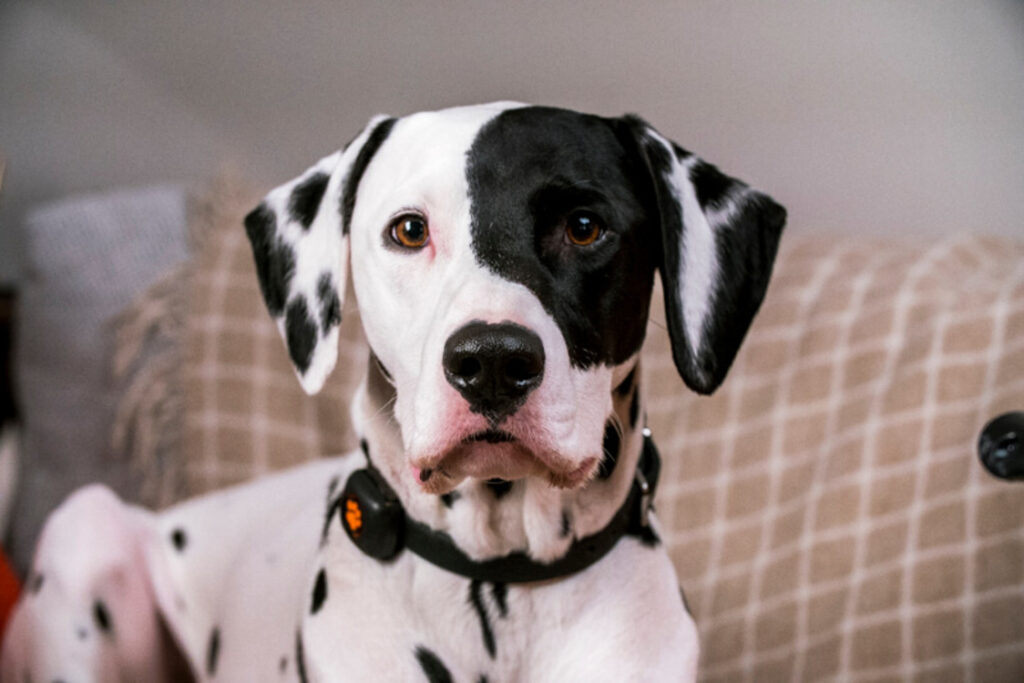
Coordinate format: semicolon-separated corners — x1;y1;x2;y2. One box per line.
338;430;661;584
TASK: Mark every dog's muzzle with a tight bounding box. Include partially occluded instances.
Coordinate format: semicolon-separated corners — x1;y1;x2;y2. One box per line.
443;321;544;425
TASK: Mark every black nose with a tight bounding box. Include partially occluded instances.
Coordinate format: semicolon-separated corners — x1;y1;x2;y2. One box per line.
443;321;545;424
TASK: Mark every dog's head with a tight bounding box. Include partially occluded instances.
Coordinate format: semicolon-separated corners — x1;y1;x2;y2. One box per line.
244;103;785;494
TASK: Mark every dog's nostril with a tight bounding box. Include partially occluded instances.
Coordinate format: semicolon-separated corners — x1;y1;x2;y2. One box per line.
456;357;482;379
505;355;541;382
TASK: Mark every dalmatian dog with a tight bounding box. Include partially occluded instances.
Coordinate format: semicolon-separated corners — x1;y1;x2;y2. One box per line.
1;102;784;681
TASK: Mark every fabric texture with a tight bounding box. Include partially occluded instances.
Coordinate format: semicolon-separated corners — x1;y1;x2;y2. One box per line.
650;237;1024;682
111;260;190;508
137;174;1024;680
178;176;363;502
10;185;189;572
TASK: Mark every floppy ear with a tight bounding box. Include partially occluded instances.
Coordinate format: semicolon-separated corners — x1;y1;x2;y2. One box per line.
628;116;786;395
243;115;395;394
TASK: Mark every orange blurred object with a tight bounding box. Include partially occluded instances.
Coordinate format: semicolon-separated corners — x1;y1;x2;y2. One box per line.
0;548;20;641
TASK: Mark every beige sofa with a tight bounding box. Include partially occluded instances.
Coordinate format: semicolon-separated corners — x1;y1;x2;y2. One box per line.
111;174;1024;681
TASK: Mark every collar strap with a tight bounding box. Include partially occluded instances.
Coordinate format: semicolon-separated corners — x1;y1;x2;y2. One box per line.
338;431;661;584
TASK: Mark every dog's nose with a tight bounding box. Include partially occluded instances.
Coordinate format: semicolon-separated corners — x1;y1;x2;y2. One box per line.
443;321;545;424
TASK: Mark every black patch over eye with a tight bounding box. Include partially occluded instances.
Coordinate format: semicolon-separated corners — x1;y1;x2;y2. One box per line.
564;211;604;246
388;214;430;249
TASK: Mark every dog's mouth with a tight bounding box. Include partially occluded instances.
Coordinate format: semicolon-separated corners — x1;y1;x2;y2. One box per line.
412;429;597;494
464;429;516;444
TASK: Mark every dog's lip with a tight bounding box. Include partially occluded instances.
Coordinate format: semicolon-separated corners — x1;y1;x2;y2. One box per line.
412;435;599;493
463;429;516;444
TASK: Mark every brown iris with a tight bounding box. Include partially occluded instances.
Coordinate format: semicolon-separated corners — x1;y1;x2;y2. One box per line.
389;214;429;248
564;212;603;246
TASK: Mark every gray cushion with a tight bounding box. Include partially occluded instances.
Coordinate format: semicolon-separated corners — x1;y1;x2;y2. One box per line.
9;185;188;572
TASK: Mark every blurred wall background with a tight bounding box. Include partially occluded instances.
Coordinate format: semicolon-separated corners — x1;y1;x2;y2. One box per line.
1;0;1022;282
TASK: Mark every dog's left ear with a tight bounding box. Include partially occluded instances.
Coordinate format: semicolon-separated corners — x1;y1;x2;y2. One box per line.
624;116;787;395
243;115;395;394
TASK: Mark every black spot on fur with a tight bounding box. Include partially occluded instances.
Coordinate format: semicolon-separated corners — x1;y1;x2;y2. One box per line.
468;580;496;658
341;118;397;235
597;421;621;480
440;491;460;508
295;630;309;683
76;627;87;640
615;367;636;396
477;677;489;683
629;388;640;428
244;204;296;317
311;568;327;614
316;272;342;332
30;572;43;594
288;171;330;230
206;627;220;676
285;297;318;373
415;646;453;683
485;479;513;499
327;475;340;502
490;583;508;618
279;655;288;673
560;511;572;538
170;528;187;552
93;600;112;634
466;107;659;369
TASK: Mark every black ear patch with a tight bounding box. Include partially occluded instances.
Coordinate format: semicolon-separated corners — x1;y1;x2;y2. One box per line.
288;172;330;230
317;273;342;331
341;117;397;235
244;205;297;318
285;297;318;373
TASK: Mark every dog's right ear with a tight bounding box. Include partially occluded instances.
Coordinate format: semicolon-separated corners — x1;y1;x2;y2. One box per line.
243;115;396;394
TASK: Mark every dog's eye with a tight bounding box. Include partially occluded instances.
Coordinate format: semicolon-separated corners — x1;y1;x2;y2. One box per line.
564;212;604;246
389;214;430;249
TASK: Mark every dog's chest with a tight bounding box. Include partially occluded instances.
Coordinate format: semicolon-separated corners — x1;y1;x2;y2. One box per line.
152;450;694;681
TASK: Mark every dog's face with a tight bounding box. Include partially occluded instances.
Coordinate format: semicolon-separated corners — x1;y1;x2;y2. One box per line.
245;103;785;494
